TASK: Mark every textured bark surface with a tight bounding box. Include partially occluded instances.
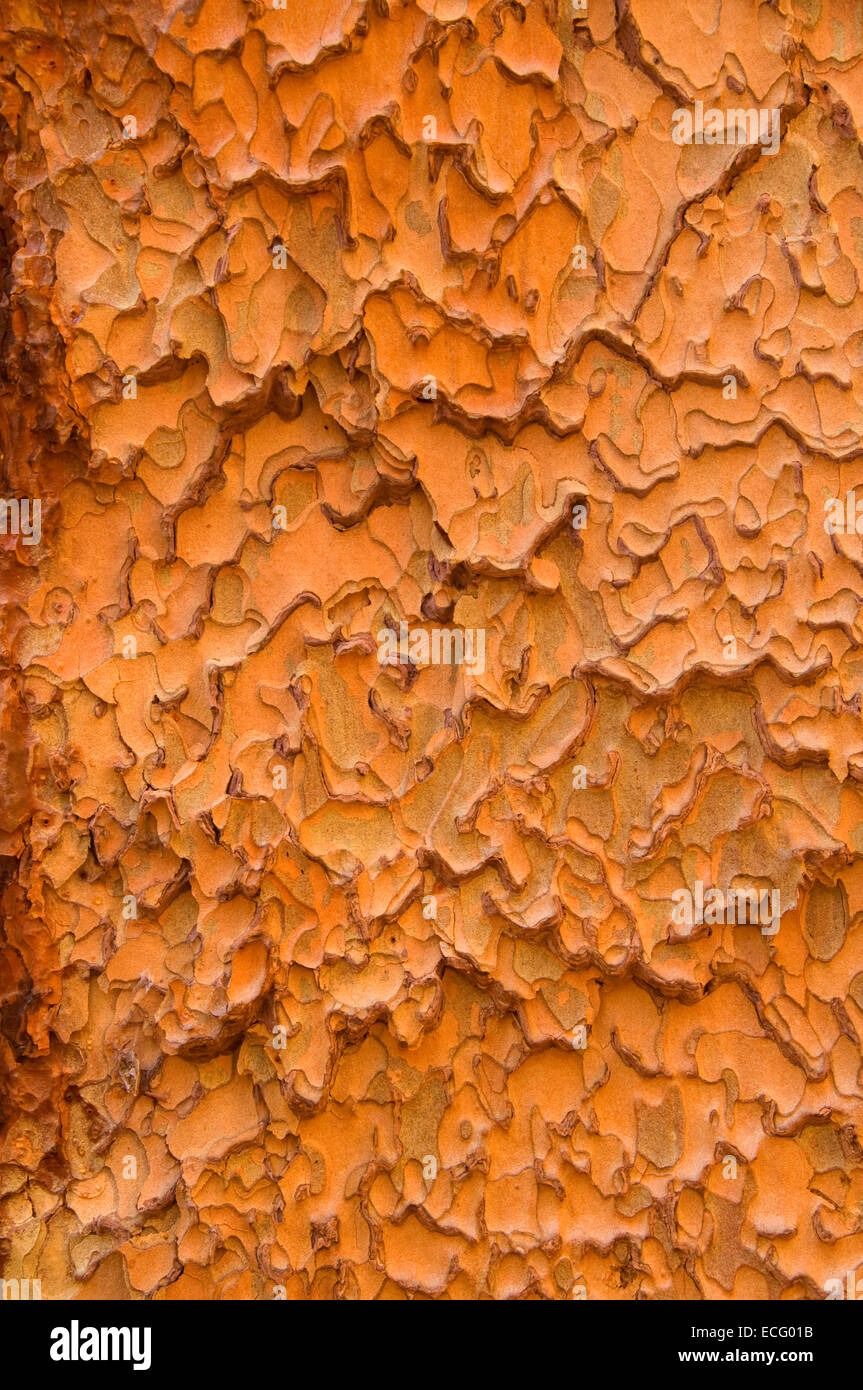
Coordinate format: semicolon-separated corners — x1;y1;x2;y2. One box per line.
2;0;863;1300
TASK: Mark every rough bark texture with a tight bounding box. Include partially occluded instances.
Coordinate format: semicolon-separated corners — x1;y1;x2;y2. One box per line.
2;0;863;1300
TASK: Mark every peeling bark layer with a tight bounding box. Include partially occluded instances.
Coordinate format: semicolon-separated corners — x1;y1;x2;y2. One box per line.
2;0;863;1301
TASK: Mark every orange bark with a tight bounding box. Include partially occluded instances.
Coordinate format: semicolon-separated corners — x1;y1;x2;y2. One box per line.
1;0;862;1301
